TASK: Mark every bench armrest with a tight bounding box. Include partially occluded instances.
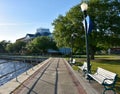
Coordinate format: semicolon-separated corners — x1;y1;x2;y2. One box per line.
103;78;114;85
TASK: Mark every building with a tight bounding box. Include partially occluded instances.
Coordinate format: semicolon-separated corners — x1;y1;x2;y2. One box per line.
16;28;71;55
16;28;52;42
108;48;120;54
36;28;51;36
59;48;71;55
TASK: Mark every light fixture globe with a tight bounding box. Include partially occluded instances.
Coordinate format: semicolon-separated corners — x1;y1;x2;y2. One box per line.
80;2;88;12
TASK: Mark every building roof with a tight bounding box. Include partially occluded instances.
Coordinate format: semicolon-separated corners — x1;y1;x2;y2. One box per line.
26;34;34;37
16;28;52;42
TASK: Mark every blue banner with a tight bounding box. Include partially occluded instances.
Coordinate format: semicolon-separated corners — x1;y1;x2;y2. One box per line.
82;15;93;34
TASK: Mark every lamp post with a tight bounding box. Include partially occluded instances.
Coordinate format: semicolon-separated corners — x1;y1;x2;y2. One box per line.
81;2;91;73
70;33;74;63
70;33;77;63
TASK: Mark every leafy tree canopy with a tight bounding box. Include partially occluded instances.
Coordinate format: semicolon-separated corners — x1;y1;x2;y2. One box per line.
6;41;26;53
52;0;120;58
26;36;57;54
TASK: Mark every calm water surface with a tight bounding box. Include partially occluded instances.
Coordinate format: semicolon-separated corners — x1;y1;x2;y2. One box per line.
0;59;33;86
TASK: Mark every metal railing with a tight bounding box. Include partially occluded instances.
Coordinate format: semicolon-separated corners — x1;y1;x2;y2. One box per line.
0;56;47;86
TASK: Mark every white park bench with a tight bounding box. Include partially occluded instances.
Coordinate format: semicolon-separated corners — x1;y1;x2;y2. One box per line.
69;58;76;65
88;67;117;94
78;62;91;76
72;59;76;64
78;62;87;72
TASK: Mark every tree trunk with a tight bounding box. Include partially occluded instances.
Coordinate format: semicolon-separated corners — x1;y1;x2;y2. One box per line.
91;51;95;60
90;46;96;60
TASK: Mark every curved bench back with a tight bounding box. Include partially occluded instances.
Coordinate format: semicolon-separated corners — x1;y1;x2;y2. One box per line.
97;67;117;80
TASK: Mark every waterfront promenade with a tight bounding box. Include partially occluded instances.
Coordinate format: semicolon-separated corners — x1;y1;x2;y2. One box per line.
0;58;116;94
12;58;87;94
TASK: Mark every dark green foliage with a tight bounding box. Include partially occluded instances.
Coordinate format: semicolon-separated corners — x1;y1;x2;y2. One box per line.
26;36;58;54
0;40;11;53
52;5;85;52
52;0;120;59
6;41;26;53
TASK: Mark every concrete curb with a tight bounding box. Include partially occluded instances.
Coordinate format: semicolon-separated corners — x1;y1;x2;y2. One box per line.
63;58;99;94
63;58;87;94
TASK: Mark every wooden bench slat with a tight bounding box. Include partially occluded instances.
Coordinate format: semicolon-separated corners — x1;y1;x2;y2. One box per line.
88;67;117;94
96;67;116;80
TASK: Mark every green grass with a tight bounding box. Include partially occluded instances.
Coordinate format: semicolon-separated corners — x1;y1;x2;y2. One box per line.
72;55;120;94
72;65;79;70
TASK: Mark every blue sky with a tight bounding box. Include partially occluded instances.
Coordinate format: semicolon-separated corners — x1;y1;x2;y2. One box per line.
0;0;81;42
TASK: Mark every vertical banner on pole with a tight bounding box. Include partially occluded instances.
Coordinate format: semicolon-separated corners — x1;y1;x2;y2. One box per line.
82;15;93;34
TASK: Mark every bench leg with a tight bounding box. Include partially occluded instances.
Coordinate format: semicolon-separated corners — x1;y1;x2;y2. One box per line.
103;86;116;94
83;70;88;78
88;75;93;83
103;89;116;94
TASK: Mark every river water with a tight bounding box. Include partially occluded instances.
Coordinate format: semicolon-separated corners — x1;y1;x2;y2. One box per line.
0;59;33;86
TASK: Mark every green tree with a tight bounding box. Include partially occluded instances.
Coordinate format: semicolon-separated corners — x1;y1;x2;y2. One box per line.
52;6;85;52
6;41;26;54
88;0;120;59
0;40;11;53
6;43;14;53
52;0;120;59
26;36;57;54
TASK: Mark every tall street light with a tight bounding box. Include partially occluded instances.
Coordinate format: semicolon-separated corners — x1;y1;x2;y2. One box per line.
70;33;74;63
81;2;91;73
70;33;77;63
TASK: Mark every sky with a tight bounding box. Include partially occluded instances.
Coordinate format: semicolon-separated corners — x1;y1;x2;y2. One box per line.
0;0;81;42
